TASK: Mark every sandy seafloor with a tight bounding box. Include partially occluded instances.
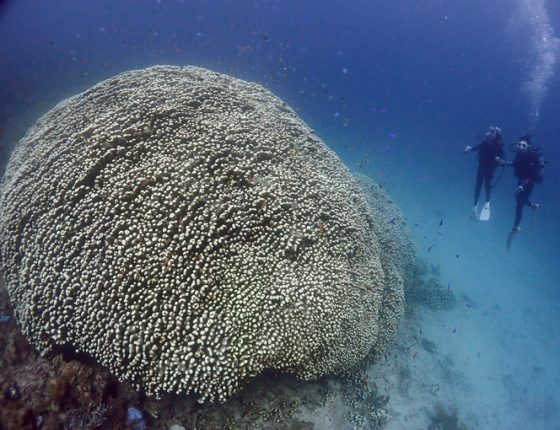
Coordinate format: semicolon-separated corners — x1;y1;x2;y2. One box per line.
1;126;559;430
359;141;560;430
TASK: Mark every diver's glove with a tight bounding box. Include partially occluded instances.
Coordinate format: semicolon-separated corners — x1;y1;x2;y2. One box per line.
464;145;472;153
515;185;524;194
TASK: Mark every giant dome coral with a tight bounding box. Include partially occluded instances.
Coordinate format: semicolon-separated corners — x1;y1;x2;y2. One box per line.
0;66;411;402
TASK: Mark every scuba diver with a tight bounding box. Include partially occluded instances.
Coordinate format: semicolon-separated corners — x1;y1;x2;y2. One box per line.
464;126;505;221
495;134;544;249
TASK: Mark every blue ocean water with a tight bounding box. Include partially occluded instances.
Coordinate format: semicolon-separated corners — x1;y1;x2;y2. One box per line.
0;0;559;428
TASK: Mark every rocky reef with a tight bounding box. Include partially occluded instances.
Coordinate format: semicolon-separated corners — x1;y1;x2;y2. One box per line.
405;259;456;311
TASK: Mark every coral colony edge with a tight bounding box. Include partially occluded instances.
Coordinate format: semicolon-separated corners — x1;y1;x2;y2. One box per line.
0;66;414;405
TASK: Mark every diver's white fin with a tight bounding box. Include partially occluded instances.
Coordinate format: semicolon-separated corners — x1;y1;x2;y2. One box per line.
470;205;479;221
479;202;491;221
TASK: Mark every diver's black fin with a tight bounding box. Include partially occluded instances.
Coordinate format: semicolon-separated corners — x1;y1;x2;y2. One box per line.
507;227;520;250
470;205;479;221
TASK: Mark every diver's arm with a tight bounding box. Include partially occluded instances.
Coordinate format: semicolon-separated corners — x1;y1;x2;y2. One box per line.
515;178;531;193
495;156;511;166
464;143;481;153
497;145;505;158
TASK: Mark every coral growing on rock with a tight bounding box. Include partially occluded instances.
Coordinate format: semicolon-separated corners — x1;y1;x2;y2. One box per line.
354;174;416;293
406;276;456;311
428;403;467;430
0;66;412;402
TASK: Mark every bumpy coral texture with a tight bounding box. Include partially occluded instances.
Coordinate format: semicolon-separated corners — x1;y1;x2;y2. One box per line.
354;174;416;293
0;66;408;402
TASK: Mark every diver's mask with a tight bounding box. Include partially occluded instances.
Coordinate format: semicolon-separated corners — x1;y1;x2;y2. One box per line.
516;140;529;151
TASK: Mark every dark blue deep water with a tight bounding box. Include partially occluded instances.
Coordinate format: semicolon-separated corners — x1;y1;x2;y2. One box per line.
1;0;559;428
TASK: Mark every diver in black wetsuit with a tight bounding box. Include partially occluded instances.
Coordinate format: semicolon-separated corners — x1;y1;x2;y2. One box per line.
496;134;544;249
464;126;504;221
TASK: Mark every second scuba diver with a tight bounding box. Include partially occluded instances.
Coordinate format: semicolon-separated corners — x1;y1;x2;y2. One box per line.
495;134;545;249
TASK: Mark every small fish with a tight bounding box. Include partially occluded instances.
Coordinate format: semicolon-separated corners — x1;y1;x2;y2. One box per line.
334;112;340;118
247;174;254;183
342;67;348;74
387;217;396;225
447;283;451;292
452;328;457;334
412;351;417;359
362;283;374;292
426;244;434;252
456;254;460;258
317;221;325;236
0;315;10;323
465;303;472;308
388;132;397;140
439;219;443;226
